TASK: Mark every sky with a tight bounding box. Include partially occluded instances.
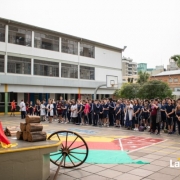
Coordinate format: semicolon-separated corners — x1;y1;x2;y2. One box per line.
0;0;180;68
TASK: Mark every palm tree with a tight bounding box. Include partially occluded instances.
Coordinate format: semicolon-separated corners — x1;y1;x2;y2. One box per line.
137;71;150;84
171;55;180;68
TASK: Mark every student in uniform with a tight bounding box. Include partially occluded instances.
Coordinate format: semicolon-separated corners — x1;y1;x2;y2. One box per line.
40;100;46;121
161;99;167;130
109;98;115;126
133;100;140;131
71;100;78;124
52;99;57;121
114;102;121;127
83;100;90;125
29;101;34;116
103;99;109;127
165;99;175;134
77;100;82;125
172;100;177;133
67;100;72;123
81;100;85;125
93;100;100;126
175;98;180;135
61;101;68;124
142;101;148;128
99;100;104;126
47;99;54;123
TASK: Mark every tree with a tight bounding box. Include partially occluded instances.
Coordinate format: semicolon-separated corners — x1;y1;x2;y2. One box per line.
137;71;150;84
138;80;172;99
114;83;139;99
171;55;180;68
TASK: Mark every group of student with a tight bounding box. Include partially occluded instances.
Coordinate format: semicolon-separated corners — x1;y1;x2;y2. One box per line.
20;96;180;135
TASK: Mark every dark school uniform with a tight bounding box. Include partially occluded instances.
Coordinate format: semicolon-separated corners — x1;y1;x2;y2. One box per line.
115;106;121;120
165;105;174;126
88;103;92;124
161;104;166;122
62;104;68;119
77;104;82;124
109;101;115;126
94;103;100;126
120;103;125;126
53;103;57;116
99;104;103;119
67;104;71;121
103;103;109;119
36;104;40;116
176;109;180;134
133;105;140;125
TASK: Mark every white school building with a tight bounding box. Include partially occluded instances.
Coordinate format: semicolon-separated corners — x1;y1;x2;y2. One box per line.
0;17;123;113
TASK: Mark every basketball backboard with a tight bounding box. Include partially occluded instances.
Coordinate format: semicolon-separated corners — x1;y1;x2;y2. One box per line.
106;75;118;88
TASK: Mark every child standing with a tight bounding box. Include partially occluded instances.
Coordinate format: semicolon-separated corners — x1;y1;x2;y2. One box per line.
114;102;121;127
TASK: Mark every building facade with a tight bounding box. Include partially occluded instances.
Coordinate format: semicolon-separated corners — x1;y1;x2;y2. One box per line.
122;75;138;84
137;63;147;73
167;59;179;71
150;70;180;98
0;18;122;113
122;57;137;76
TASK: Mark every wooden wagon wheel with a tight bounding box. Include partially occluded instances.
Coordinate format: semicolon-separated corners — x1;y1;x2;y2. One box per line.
48;130;89;168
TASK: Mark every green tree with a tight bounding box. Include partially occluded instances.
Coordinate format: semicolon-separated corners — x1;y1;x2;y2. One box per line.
114;83;139;99
138;80;172;99
171;55;180;68
137;71;150;84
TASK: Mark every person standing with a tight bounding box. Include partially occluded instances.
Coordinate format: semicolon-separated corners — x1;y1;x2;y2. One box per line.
175;98;180;135
109;98;115;126
94;100;100;126
20;100;26;119
150;99;159;134
71;100;78;124
47;99;54;123
124;100;133;130
165;99;175;134
40;100;46;121
10;100;16;116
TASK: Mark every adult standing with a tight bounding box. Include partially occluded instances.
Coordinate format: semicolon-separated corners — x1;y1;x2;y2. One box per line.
19;100;26;119
124;100;133;130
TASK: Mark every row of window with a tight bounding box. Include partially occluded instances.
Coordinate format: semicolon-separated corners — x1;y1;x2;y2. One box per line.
0;55;95;80
0;24;95;58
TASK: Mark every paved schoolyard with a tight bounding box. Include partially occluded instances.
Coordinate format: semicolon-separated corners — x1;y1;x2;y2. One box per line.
1;115;180;180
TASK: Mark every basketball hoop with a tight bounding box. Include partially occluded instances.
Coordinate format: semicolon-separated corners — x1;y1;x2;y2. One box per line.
110;80;115;87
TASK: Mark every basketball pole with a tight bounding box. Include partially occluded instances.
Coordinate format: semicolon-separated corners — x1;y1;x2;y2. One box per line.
93;84;106;100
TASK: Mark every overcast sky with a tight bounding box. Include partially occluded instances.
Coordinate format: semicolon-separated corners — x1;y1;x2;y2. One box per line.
0;0;180;68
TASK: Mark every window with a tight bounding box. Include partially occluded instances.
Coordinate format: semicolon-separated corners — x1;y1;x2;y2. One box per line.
61;63;78;79
0;24;5;42
8;26;32;46
61;38;78;55
169;78;173;83
8;56;31;74
80;66;95;80
34;60;59;77
174;78;178;82
80;43;95;58
0;55;4;72
34;32;59;51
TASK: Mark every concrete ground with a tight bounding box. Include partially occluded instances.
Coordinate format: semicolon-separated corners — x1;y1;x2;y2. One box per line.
1;115;180;180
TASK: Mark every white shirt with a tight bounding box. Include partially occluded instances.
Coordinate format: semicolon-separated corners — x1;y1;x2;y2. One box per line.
40;104;46;116
71;104;77;117
47;104;54;116
20;101;26;111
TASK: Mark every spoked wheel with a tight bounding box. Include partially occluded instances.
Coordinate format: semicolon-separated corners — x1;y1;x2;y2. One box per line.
48;130;89;168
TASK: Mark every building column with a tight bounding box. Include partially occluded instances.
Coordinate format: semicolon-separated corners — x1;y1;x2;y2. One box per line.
4;84;8;115
32;31;34;47
59;37;61;52
31;58;34;75
78;42;80;80
59;62;61;77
